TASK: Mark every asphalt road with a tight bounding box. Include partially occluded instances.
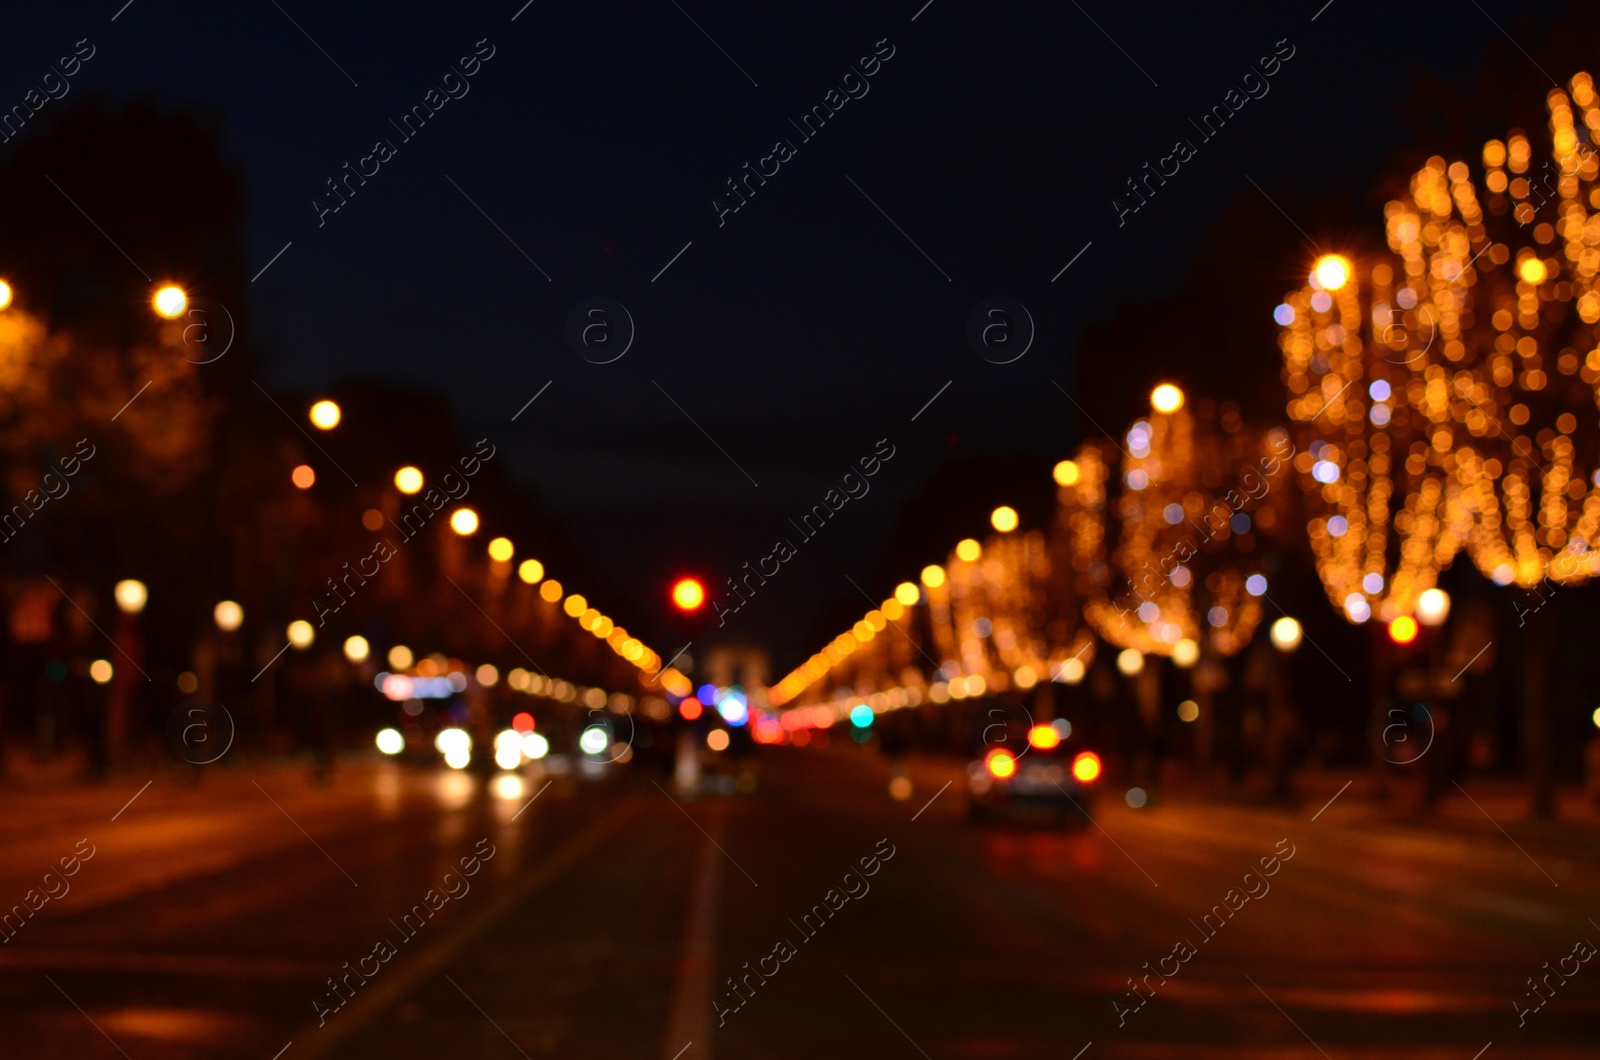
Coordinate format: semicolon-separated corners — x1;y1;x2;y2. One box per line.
2;748;1597;1059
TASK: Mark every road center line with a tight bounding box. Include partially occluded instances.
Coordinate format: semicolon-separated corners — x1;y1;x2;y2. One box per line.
290;800;639;1059
660;805;726;1059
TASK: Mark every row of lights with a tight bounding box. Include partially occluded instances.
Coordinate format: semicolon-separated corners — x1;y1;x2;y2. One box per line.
0;280;193;321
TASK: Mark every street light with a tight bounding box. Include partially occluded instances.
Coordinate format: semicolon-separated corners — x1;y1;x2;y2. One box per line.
1116;648;1144;675
309;400;341;430
1052;459;1080;486
1172;638;1199;667
955;538;981;562
1150;383;1185;414
449;508;479;535
152;285;187;319
518;558;544;584
488;537;514;562
1270;617;1302;651
292;464;315;489
388;644;414;670
343;635;370;663
1387;615;1419;645
287;620;315;649
894;581;920;606
114;580;148;615
920;564;945;588
213;600;244;631
0;280;12;310
990;506;1018;533
1311;254;1352;291
1416;588;1451;626
394;466;423;494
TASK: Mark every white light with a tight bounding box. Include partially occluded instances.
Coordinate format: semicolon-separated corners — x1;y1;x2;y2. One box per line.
444;748;471;770
1172;638;1199;667
1116;649;1144;676
522;732;550;759
1270;617;1303;652
1491;564;1514;587
1368;380;1391;401
1312;460;1340;484
494;729;522;751
579;727;609;755
1273;304;1295;325
1327;516;1348;537
435;727;471;757
1137;602;1159;623
1416;588;1451;626
494;743;522;770
1208;606;1229;627
494;774;526;801
1055;657;1086;685
1362;573;1385;594
1344;593;1371;623
1245;575;1268;596
375;728;404;755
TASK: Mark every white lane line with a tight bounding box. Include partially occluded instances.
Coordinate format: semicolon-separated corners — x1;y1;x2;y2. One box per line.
660;809;725;1059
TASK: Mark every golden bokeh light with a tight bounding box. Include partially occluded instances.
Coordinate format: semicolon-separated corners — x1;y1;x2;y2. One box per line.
449;508;479;535
394;466;424;494
152;284;187;319
990;506;1018;533
1311;254;1351;291
308;400;341;430
1150;383;1185;414
518;558;544;584
487;536;514;562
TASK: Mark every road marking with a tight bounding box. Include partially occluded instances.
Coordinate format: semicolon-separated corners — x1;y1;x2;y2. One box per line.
845;975;933;1059
1452;781;1558;887
911;380;952;422
1310;779;1352;821
911;781;951;821
660;811;725;1059
654;781;758;887
111;780;153;821
291;801;639;1059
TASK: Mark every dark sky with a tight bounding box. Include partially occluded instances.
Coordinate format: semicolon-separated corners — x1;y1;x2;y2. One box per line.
0;0;1567;661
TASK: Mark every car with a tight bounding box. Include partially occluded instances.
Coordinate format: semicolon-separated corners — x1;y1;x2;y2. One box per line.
966;715;1101;826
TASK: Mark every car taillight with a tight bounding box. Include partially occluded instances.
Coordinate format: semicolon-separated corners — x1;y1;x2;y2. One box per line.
1071;751;1101;783
1027;724;1059;750
985;749;1017;778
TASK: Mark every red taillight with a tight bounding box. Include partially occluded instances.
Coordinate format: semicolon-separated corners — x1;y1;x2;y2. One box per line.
1027;724;1059;750
986;749;1017;778
1071;751;1101;784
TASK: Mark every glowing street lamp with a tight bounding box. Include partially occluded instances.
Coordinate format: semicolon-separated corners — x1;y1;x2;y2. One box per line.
1416;588;1451;627
114;579;148;615
990;506;1019;533
394;466;423;494
309;400;341;430
0;280;12;310
487;536;514;562
213;600;244;632
152;285;187;319
449;508;479;535
1150;383;1185;414
287;620;315;649
1311;254;1351;291
1270;617;1303;652
518;558;544;584
343;635;370;663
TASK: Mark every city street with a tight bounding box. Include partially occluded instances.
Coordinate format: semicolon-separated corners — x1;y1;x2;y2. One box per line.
3;750;1596;1059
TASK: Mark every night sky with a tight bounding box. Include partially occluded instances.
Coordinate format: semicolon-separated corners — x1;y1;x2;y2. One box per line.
0;0;1568;660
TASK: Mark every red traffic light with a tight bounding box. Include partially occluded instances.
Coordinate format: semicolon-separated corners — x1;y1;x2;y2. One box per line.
671;577;705;612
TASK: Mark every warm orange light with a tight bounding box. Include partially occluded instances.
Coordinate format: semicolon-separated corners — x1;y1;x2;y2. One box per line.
671;577;705;612
449;508;479;535
291;464;315;489
0;280;12;310
1071;751;1102;784
1388;615;1419;644
955;539;981;563
1311;254;1352;291
1518;257;1548;284
990;506;1019;533
518;558;544;584
309;400;341;430
1027;724;1059;750
679;696;703;721
894;581;920;606
986;749;1017;779
394;466;423;494
152;284;187;319
1052;459;1080;487
487;536;514;562
1150;383;1185;414
920;564;946;588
